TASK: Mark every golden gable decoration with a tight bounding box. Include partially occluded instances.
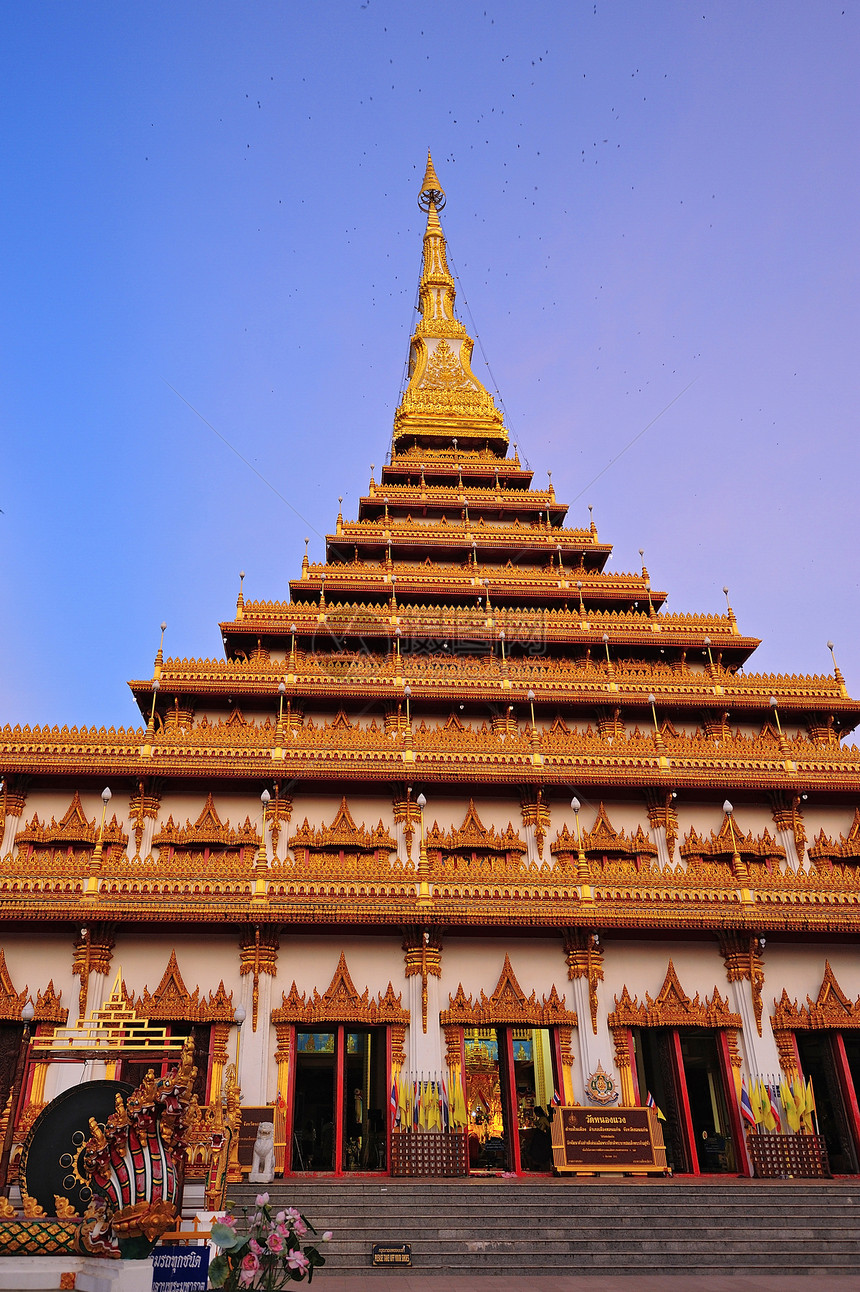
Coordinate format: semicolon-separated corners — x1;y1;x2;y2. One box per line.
426;800;526;858
272;952;409;1026
772;960;860;1032
808;809;860;867
608;960;741;1031
550;803;657;863
34;980;68;1025
16;791;128;853
440;954;577;1029
130;950;234;1023
680;815;785;867
288;798;396;862
0;950;29;1021
153;793;259;854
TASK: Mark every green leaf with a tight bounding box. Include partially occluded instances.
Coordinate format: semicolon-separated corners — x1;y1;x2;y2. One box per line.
211;1222;245;1250
208;1254;230;1287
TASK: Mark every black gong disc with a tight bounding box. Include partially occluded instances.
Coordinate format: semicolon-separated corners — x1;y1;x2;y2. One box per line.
19;1079;133;1217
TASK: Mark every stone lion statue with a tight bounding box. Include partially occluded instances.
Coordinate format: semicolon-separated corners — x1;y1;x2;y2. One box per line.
248;1121;276;1184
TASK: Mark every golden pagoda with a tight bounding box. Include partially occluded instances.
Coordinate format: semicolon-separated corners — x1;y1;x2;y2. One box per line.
1;155;860;1186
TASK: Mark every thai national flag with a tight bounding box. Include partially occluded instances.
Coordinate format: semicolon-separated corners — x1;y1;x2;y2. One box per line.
390;1076;398;1125
740;1077;757;1128
551;1089;562;1106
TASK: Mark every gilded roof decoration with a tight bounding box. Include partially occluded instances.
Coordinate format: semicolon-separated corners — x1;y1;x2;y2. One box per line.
153;793;259;851
129;950;234;1023
808;809;860;865
425;799;526;856
15;792;127;851
772;960;860;1032
550;803;657;860
441;954;576;1028
680;816;785;865
288;798;396;856
271;952;408;1025
0;949;29;1021
608;960;741;1030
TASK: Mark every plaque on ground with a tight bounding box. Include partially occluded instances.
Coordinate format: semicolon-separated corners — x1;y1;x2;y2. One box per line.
551;1107;667;1174
372;1242;412;1266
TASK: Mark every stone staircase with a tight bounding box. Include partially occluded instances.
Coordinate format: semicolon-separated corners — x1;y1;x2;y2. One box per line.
227;1178;860;1275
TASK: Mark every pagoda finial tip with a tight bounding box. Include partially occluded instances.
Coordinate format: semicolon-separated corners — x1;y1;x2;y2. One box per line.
418;150;445;212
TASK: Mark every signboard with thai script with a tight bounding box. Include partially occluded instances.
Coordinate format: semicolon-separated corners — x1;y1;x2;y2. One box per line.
551;1107;667;1173
372;1242;412;1267
152;1245;210;1292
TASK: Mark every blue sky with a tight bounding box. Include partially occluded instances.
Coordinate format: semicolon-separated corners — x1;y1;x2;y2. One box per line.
1;1;858;727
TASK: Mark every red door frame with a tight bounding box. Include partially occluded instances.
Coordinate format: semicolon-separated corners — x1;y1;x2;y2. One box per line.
669;1029;700;1176
334;1024;345;1177
832;1032;860;1165
717;1031;751;1176
500;1028;522;1174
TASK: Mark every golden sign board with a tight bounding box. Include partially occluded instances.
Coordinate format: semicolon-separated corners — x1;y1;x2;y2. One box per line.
551;1107;667;1174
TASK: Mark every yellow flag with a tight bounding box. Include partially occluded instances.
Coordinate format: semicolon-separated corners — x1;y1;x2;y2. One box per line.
398;1073;409;1126
760;1081;776;1132
749;1079;763;1126
781;1080;800;1133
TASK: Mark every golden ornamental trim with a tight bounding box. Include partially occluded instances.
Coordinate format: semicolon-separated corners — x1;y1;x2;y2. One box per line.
153;792;259;852
289;798;396;857
772;960;860;1032
440;954;576;1028
272;952;409;1026
0;950;28;1021
33;980;68;1025
130;949;234;1023
608;960;741;1031
551;803;657;862
426;799;526;857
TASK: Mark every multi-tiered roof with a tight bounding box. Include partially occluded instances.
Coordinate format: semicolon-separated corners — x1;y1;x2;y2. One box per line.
2;154;859;933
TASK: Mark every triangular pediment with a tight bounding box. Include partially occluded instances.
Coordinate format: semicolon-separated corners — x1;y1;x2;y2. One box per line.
134;949;201;1020
225;707;247;727
0;950;28;1021
59;791;90;829
193;793;223;832
814;961;857;1015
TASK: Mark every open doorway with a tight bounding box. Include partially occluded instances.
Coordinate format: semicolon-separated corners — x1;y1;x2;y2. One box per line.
290;1026;387;1173
463;1026;557;1173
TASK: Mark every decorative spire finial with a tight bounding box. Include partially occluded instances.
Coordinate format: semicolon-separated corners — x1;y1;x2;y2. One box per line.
418;150;446;212
393;156;506;454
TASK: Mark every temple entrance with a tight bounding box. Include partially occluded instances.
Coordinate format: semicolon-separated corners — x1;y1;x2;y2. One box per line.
463;1026;556;1174
634;1027;737;1174
795;1032;859;1173
291;1026;387;1173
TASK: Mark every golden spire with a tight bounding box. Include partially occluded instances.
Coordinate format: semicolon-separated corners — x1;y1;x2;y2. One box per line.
393;154;506;454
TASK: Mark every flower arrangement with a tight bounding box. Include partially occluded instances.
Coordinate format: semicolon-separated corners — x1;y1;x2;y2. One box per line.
210;1194;331;1288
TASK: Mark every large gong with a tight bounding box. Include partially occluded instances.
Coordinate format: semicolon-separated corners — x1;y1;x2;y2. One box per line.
19;1079;133;1217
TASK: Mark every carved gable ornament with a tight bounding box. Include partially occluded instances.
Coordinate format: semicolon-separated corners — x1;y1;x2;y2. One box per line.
772;960;860;1032
608;960;741;1030
16;791;128;852
130;949;234;1023
440;954;577;1028
680;814;785;866
551;802;657;862
0;949;29;1021
272;952;409;1026
153;793;259;853
289;799;396;861
808;810;860;866
426;800;526;857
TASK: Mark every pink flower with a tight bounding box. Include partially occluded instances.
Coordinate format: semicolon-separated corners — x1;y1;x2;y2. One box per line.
267;1231;284;1253
323;1231;333;1241
255;1192;270;1206
287;1250;310;1274
286;1207;301;1222
249;1238;263;1256
293;1217;308;1237
276;1210;286;1224
239;1251;260;1287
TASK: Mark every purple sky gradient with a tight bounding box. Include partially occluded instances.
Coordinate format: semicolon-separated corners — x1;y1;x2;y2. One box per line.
1;2;858;728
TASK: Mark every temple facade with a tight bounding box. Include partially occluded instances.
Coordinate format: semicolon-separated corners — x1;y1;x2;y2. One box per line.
2;154;860;1186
